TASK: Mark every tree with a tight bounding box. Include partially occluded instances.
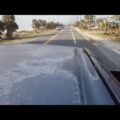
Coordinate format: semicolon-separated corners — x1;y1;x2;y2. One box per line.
2;15;18;39
102;20;112;34
41;20;47;28
32;19;47;32
96;18;112;34
32;19;39;32
96;18;105;30
47;21;56;29
32;19;57;32
79;19;85;29
74;21;80;27
38;19;43;30
38;19;47;31
84;15;94;30
0;20;5;39
42;20;47;31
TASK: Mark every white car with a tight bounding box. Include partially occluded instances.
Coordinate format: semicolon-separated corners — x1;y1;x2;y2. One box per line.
56;26;62;30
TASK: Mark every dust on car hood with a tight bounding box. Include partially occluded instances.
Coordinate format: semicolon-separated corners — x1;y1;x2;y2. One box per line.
0;44;114;105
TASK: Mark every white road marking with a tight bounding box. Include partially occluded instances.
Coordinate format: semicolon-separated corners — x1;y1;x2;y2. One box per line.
112;49;120;54
71;29;76;44
75;28;90;41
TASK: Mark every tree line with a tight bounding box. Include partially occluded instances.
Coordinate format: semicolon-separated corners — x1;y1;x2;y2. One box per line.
0;16;64;40
0;15;18;40
32;19;63;32
74;15;120;35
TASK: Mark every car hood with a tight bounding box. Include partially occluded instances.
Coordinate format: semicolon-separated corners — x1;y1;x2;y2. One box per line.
0;44;114;105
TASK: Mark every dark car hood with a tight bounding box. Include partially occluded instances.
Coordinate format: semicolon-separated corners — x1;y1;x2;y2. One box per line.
0;44;114;105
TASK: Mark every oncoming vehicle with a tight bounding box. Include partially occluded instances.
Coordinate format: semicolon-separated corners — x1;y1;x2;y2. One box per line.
56;26;63;30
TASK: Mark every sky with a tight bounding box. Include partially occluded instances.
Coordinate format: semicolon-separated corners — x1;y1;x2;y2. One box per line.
0;15;110;30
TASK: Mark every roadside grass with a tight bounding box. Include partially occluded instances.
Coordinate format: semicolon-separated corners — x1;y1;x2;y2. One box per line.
0;29;55;44
78;28;119;41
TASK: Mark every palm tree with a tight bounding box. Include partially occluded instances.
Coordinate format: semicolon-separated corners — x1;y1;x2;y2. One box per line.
2;15;18;39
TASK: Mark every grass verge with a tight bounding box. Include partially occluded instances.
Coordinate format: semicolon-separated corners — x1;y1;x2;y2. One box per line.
0;29;55;44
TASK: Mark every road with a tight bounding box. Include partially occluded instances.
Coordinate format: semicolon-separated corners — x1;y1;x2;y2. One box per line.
25;26;120;72
93;40;120;68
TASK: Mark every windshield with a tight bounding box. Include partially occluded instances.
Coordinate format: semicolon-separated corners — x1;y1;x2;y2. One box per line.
0;15;120;105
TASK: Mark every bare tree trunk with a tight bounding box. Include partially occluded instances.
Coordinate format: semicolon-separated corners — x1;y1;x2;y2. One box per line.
6;30;13;39
88;23;90;31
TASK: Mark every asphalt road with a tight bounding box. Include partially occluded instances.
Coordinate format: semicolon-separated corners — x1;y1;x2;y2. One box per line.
26;26;120;72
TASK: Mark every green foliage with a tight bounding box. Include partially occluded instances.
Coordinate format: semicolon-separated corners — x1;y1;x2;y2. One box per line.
96;18;105;30
2;15;18;39
0;20;5;38
74;21;80;27
47;21;56;29
32;19;57;32
84;15;94;30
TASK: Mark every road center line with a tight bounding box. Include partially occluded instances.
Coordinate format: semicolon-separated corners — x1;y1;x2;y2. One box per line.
44;29;64;45
71;29;76;44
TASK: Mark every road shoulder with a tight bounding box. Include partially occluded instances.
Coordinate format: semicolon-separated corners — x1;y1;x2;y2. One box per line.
75;27;120;69
0;30;56;44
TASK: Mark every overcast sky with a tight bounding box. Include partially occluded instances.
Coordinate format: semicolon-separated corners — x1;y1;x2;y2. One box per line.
0;15;110;30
